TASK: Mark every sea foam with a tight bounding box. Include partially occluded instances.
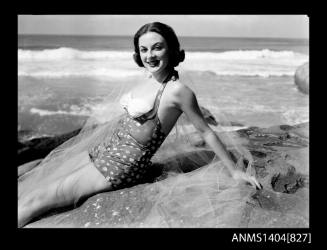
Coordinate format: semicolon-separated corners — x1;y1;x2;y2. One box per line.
18;47;132;61
18;47;309;78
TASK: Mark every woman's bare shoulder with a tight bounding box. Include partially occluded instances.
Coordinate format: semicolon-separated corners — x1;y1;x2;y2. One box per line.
167;80;196;110
169;80;194;98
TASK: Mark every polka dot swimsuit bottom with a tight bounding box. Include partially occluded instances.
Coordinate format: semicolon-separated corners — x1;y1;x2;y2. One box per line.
88;78;173;190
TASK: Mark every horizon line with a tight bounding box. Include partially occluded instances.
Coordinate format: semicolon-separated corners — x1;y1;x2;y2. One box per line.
18;33;309;40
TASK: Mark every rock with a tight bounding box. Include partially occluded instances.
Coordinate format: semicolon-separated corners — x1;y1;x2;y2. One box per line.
271;166;306;194
245;187;309;227
291;123;309;138
294;62;309;94
18;159;42;179
23;122;309;228
17;128;82;166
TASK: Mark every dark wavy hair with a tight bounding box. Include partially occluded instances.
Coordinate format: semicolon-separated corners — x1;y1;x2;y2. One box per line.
133;22;185;68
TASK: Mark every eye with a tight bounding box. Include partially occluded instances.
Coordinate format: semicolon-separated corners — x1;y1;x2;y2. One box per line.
139;48;147;53
154;46;162;50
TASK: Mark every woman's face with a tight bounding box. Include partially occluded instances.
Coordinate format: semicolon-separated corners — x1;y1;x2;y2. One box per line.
138;32;170;76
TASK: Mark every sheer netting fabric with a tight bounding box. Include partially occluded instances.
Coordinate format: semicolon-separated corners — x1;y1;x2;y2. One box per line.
18;68;256;227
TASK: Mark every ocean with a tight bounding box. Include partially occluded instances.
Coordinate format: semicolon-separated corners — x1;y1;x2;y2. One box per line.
18;35;309;140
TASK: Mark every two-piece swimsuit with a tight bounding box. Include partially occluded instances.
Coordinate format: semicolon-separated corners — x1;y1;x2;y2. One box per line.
88;71;178;189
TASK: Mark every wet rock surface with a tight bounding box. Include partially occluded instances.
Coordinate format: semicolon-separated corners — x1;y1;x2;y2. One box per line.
294;62;309;95
22;122;309;228
17;128;82;166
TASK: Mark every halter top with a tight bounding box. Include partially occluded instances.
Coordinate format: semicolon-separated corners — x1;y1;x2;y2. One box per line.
120;75;170;146
120;70;178;119
88;71;178;188
89;70;178;162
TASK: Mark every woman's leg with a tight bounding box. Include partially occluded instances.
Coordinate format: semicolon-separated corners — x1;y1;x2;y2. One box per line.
18;153;112;228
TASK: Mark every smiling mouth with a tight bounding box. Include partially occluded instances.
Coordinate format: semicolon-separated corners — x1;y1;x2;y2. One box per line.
147;61;159;67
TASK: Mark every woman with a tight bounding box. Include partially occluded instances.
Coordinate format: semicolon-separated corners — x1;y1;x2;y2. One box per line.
18;22;261;228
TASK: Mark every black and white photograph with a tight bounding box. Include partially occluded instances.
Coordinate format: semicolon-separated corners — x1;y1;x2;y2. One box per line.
18;15;309;230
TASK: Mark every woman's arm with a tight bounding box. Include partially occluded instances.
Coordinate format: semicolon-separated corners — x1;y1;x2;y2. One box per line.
175;84;262;189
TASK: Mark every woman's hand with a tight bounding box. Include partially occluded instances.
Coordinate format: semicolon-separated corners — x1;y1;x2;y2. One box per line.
232;170;263;190
232;156;263;190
